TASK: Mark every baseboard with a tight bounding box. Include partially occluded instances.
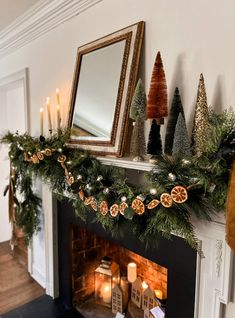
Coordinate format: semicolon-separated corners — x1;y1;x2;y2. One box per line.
31;265;46;288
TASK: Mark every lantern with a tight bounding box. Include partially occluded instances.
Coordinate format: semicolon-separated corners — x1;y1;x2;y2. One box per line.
94;256;120;307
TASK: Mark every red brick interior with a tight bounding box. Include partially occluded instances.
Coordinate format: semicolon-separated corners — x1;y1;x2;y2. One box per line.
71;225;168;306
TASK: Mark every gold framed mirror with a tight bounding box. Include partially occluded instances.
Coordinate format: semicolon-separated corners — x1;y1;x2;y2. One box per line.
67;21;144;156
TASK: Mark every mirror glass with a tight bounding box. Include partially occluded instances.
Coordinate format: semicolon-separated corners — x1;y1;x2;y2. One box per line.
71;40;126;141
68;21;144;156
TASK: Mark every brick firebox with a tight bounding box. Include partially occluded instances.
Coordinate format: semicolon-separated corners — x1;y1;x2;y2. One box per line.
71;225;168;306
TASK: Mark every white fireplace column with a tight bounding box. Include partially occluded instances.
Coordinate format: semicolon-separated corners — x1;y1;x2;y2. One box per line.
194;218;233;318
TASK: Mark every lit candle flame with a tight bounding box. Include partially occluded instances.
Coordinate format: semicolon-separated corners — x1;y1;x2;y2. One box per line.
142;281;148;290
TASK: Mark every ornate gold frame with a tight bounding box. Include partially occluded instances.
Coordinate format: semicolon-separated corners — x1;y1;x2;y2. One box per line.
67;21;145;156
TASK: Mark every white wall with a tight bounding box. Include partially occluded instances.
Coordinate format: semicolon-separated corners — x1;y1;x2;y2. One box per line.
0;80;26;242
0;0;234;315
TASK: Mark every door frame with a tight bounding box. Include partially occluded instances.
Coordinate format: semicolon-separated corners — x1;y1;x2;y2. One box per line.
0;68;32;272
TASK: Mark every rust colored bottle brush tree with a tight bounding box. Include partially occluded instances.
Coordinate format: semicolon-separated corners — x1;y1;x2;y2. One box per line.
147;51;168;157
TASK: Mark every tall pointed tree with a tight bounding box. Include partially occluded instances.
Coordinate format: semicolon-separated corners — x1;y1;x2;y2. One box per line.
147;119;162;156
130;79;146;121
129;79;146;160
164;87;185;155
191;73;210;156
147;51;168;123
172;113;192;157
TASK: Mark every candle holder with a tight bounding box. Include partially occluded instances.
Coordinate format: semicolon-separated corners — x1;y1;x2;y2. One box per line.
94;256;120;308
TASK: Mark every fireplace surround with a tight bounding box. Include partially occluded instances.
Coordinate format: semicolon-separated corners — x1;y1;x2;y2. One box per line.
57;198;197;317
41;179;233;318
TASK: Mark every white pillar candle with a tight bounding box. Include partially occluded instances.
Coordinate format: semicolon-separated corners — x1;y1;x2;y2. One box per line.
57;104;61;130
40;107;44;135
127;262;137;283
56;88;60;106
46;97;52;132
102;282;111;304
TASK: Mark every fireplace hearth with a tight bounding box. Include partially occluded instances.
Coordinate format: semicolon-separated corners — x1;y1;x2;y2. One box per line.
57;198;197;318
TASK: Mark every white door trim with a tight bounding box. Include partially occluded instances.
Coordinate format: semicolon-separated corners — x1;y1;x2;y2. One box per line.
0;68;31;271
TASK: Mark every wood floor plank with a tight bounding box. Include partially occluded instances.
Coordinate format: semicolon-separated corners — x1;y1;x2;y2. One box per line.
0;241;45;315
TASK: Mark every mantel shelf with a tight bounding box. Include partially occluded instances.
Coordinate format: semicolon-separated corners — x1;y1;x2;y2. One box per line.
97;156;154;171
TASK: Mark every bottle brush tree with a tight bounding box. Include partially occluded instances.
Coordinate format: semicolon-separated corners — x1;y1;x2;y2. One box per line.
129;79;146;161
147;119;162;156
147;51;168;124
191;73;210;157
164;87;185;155
172;112;192;157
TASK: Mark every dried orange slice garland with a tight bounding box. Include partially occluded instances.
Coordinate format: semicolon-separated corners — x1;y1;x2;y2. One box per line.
78;185;188;215
171;186;188;203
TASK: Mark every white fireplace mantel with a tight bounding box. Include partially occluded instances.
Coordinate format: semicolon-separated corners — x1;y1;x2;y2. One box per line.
41;182;233;318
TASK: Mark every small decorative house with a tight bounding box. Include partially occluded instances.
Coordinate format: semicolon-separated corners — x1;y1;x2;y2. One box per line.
144;308;151;318
112;285;123;314
142;286;157;310
131;277;142;308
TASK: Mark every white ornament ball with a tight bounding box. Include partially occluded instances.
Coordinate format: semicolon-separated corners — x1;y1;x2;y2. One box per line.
182;159;191;165
150;188;157;195
86;184;92;190
168;173;176;181
121;196;127;202
103;188;109;195
58;148;63;153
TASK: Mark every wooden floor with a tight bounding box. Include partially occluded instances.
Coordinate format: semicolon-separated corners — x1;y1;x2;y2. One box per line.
0;240;44;315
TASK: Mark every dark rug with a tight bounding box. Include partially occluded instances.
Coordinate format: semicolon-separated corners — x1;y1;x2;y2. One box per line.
1;295;83;318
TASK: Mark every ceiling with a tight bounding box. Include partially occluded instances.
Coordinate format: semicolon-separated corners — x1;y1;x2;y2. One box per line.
0;0;40;32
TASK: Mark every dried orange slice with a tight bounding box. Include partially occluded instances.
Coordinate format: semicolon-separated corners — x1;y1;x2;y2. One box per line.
79;190;85;201
110;204;119;217
132;198;145;215
57;154;66;163
119;202;128;215
84;196;94;206
147;199;160;209
171;186;188;203
99;201;109;215
67;175;74;185
160;193;173;208
91;200;98;211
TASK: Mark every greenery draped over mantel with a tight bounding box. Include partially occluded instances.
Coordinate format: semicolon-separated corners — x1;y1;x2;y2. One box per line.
1;109;235;251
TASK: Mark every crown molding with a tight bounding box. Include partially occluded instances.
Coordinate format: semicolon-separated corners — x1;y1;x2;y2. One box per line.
0;0;103;59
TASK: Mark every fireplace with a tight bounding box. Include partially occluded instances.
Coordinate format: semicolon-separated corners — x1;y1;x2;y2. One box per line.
57;198;197;317
71;225;168;316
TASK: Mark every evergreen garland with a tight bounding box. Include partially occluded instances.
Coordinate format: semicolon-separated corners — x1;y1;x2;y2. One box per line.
1;108;234;252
